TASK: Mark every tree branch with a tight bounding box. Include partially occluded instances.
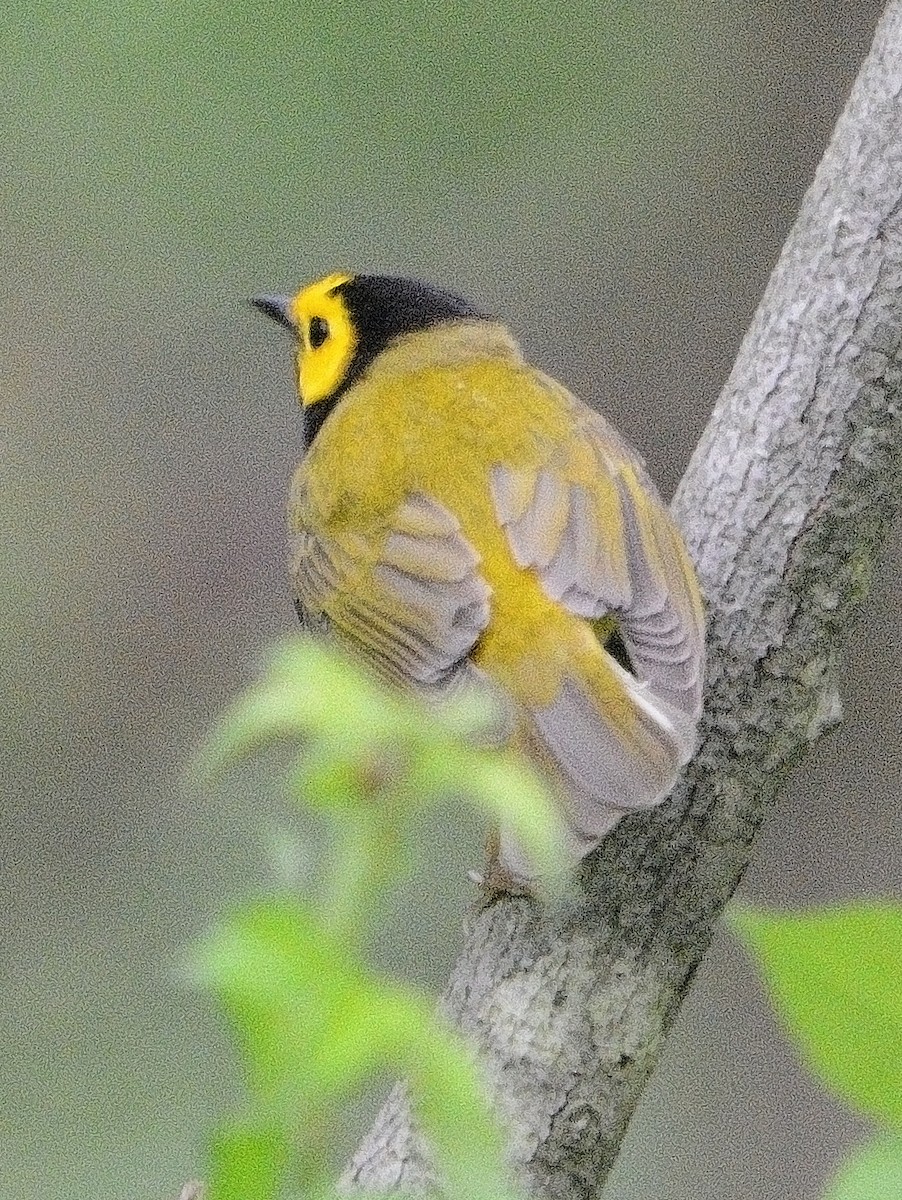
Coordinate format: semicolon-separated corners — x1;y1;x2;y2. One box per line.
343;4;902;1196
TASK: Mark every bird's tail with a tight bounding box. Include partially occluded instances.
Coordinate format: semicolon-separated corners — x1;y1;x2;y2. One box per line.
499;643;697;878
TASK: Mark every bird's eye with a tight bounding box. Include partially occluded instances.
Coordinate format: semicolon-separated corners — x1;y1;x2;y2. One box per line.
308;316;329;348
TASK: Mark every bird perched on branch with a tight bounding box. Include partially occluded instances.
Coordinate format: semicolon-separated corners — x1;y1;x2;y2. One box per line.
253;273;705;883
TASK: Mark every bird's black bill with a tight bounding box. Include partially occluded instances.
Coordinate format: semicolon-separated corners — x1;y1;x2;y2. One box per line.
250;293;295;331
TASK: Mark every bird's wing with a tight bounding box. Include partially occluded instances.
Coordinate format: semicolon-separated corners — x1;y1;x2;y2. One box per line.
289;481;490;690
491;406;705;720
605;457;706;722
490;400;705;833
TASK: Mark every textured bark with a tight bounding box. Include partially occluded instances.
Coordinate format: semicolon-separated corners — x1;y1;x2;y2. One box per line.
343;4;902;1196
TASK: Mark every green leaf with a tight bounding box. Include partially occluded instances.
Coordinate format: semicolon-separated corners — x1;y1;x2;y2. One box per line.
192;897;520;1199
195;636;416;783
190;896;365;1104
823;1135;902;1200
407;1018;518;1200
205;1120;289;1200
730;902;902;1130
192;637;567;1196
198;635;567;891
451;749;567;886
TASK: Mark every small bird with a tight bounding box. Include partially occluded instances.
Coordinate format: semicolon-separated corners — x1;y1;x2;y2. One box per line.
253;273;705;881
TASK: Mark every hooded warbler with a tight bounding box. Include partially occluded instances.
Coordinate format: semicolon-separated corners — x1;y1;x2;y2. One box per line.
253;273;705;879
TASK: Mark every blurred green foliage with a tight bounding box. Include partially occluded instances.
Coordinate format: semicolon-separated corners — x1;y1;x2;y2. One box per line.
822;1137;902;1200
3;0;705;290
732;902;902;1199
193;636;563;1198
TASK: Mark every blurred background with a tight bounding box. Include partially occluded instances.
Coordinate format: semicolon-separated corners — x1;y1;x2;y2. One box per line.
2;2;899;1197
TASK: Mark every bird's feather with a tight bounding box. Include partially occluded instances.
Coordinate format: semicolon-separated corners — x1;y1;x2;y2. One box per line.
490;396;705;835
289;481;490;690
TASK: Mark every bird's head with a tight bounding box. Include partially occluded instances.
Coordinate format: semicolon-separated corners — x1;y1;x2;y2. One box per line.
252;272;488;416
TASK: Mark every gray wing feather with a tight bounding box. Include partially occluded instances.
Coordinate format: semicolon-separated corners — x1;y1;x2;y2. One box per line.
490;464;632;617
614;477;704;719
290;489;490;690
490;458;703;723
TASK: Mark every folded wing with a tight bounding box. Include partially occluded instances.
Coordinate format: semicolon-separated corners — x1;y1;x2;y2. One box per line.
289;481;490;691
491;404;705;834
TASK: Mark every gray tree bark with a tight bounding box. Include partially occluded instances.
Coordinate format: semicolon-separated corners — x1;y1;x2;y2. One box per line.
343;4;902;1196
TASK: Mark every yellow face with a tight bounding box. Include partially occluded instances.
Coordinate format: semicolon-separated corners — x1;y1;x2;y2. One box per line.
287;272;356;407
255;271;487;419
